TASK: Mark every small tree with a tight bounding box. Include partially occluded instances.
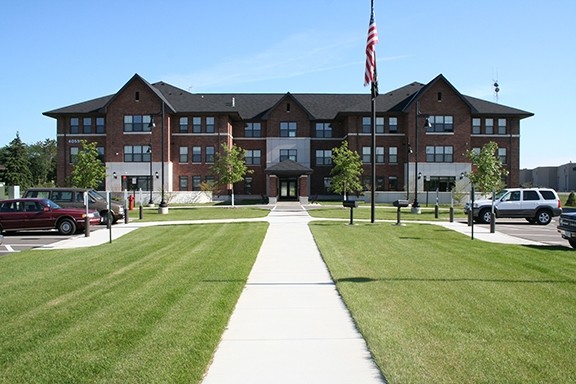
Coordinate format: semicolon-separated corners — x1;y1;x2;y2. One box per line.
329;141;363;199
71;140;106;189
29;138;57;186
1;133;33;189
211;143;253;207
465;141;508;196
566;191;576;207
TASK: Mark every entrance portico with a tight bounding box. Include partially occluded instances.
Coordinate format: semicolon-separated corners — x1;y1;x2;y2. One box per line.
265;159;313;204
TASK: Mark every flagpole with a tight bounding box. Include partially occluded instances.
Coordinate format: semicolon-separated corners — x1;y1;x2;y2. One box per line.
371;79;376;223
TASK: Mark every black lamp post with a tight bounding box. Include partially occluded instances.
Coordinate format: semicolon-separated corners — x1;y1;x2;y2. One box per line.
412;101;431;213
148;102;168;213
147;144;153;205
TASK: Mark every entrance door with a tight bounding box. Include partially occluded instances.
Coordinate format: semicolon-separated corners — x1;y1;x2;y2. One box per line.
279;178;298;200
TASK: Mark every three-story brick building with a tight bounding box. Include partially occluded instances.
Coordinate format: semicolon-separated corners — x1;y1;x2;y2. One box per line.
44;73;533;203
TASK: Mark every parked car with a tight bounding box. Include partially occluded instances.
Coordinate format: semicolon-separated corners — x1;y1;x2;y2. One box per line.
557;211;576;249
0;198;101;235
23;188;124;224
464;188;562;225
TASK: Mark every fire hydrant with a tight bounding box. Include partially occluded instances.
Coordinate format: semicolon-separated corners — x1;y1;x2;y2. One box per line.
128;194;135;211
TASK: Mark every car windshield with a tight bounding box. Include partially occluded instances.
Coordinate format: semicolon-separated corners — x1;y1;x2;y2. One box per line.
494;189;509;200
43;199;62;209
88;190;106;201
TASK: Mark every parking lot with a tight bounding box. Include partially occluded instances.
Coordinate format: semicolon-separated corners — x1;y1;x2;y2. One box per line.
470;217;570;248
0;227;105;256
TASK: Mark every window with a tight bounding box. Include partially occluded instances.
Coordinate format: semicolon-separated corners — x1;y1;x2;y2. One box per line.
82;117;92;134
179;117;188;133
192;117;202;133
485;118;494;134
498;118;506;135
388;117;398;133
428;116;454;132
362;147;371;163
424;176;456;192
179;176;189;191
389;147;398;163
375;147;384;163
124;145;151;162
244;177;253;195
70;117;79;134
376;177;385;191
124;115;152;132
315;123;332;138
70;147;79;164
206;117;215;133
192;146;202;163
362;176;372;191
362;117;371;133
498;147;507;164
205;146;215;163
524;190;539;201
472;118;481;134
280;149;297;162
192;176;202;191
179;146;188;163
245;122;261;137
426;146;453;163
389;176;398;190
323;177;332;193
316;150;332;165
376;117;384;133
96;146;105;162
245;149;261;165
280;122;297;137
96;117;105;134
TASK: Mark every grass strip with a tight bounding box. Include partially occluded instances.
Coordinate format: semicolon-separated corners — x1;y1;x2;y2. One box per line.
133;206;269;222
0;222;268;383
310;221;576;383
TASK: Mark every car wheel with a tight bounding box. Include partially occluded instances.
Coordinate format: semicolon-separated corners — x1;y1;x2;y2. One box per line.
57;218;77;235
535;209;552;225
101;211;110;225
479;208;492;224
569;239;576;249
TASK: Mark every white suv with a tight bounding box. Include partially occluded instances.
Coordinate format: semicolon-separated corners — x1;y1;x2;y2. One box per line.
465;188;562;225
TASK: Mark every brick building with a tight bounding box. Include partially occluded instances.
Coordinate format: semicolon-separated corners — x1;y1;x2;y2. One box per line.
44;73;533;203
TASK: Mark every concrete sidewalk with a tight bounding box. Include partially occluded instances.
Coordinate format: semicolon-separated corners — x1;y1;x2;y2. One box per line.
201;202;385;384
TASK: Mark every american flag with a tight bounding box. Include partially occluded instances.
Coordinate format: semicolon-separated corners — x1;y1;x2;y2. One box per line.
364;1;379;90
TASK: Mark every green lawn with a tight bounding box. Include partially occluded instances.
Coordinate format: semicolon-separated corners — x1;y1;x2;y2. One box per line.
310;221;576;383
308;204;468;221
129;206;269;222
0;222;268;383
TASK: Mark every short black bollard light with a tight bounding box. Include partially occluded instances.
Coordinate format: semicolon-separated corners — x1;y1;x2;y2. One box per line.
490;212;495;233
393;199;410;225
124;204;129;224
84;214;90;237
343;200;359;225
434;203;439;219
139;204;143;220
449;206;454;222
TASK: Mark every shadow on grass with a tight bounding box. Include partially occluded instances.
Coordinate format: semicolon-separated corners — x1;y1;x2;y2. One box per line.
336;276;576;284
522;244;574;251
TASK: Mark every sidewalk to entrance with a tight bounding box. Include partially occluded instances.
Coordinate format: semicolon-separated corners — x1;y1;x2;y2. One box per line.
201;202;385;384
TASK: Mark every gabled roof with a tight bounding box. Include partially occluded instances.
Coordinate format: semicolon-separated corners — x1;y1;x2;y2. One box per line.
43;74;533;120
265;159;313;175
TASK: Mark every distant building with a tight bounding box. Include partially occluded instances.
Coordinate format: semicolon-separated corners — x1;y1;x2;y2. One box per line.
521;162;576;192
43;73;533;203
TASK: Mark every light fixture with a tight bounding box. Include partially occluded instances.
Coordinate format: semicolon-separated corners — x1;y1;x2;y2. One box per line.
155;171;159;179
113;172;117;179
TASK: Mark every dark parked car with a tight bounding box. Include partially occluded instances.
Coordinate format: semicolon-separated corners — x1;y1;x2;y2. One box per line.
0;198;100;235
557;211;576;249
23;188;124;224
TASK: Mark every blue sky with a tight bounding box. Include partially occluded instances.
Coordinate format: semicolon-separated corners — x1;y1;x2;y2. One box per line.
1;0;574;169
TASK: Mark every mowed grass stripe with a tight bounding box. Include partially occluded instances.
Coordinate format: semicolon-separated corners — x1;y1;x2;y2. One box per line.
0;222;268;383
310;222;576;383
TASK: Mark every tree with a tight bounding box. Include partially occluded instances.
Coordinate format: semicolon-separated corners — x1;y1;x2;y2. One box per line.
329;141;363;199
0;133;33;189
71;140;106;189
28;139;57;186
465;141;508;195
211;143;253;207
